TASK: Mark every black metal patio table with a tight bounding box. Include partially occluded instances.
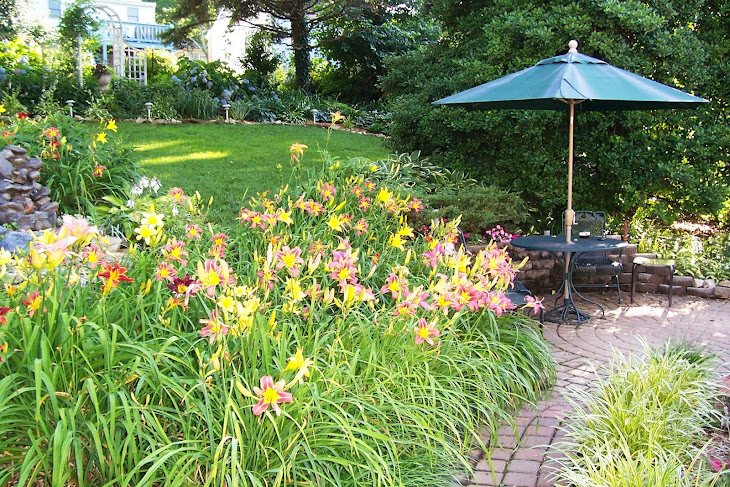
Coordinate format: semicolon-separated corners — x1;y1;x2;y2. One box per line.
511;235;628;325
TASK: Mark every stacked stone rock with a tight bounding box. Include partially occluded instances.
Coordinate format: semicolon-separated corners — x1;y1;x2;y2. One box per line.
0;144;58;231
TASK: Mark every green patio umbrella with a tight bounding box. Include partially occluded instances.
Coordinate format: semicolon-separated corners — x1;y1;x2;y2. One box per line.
433;40;708;242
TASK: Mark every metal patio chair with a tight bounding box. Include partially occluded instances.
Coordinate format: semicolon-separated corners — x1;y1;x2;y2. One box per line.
562;211;624;302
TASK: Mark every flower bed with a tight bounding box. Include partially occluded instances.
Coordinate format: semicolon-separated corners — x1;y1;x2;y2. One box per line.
0;146;553;485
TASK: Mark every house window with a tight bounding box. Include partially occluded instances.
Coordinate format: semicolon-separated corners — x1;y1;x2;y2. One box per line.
127;7;139;23
48;0;61;17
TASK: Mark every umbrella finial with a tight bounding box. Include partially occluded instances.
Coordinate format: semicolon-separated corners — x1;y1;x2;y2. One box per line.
568;39;579;53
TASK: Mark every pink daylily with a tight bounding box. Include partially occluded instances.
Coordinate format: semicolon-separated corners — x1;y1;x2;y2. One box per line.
156;262;177;282
523;295;545;316
252;376;293;416
200;310;229;344
485;290;516;317
274;246;304;277
163;239;188;265
414;318;440;346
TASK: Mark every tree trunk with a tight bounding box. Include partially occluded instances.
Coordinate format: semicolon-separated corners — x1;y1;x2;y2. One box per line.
290;1;311;90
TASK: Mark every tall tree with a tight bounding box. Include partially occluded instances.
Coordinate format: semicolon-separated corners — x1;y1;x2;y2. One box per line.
162;0;376;89
314;0;435;102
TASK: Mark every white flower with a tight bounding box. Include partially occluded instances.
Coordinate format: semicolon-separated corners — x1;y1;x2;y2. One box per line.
126;199;135;208
130;185;143;196
171;205;179;216
139;176;150;188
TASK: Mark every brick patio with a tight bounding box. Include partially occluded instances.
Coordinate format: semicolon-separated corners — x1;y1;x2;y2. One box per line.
463;292;730;487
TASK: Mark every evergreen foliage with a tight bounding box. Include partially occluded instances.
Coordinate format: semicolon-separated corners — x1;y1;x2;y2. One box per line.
383;0;730;225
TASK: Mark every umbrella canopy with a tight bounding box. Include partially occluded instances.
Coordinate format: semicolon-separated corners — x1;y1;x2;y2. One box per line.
433;39;707;242
434;41;707;111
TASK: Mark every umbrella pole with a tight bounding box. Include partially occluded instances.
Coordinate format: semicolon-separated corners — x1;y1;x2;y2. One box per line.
564;102;576;304
566;102;575;242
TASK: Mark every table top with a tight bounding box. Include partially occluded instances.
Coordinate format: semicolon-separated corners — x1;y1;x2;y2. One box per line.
511;235;628;253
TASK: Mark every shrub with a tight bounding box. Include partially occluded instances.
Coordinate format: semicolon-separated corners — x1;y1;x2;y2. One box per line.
0;113;140;217
0;150;553;485
631;215;730;281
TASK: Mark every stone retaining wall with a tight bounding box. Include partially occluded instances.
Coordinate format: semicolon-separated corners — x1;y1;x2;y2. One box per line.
468;238;730;300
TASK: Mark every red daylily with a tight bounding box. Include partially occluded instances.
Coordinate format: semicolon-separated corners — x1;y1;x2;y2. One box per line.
97;262;134;294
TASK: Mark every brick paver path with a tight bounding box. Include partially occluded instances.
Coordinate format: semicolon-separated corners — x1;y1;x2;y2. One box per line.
464;293;730;487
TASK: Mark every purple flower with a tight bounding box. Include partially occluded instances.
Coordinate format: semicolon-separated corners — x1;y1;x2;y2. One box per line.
207;81;213;88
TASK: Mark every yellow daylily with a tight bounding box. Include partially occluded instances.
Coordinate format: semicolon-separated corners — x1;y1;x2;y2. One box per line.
96;132;107;143
106;119;118;132
0;104;6;115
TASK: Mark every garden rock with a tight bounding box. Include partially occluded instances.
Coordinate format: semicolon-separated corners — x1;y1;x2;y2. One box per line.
0;144;59;231
0;230;33;253
715;282;730;299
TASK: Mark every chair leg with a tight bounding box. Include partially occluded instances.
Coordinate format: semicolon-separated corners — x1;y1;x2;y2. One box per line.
631;263;638;304
668;266;674;307
616;274;623;303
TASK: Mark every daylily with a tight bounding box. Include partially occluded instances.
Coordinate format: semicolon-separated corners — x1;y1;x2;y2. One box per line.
409;198;424;212
156;262;177;282
200;310;229;344
320;182;337;202
163;239;188;265
217;294;237;314
135;224;160;245
327;213;346;232
252;376;293;416
140;208;165;228
186;224;203;240
523;295;545;316
81;243;105;268
0;105;5;115
44;126;60;138
93;165;107;177
485;290;516;317
106;119;118;132
0;307;11;326
289;143;308;162
380;272;406;299
22;291;43;317
330;111;345;125
197;259;234;297
284;347;314;382
414;318;440;346
358;197;371;210
96;132;107;143
355;218;369;236
274;246;304;277
97;262;134;294
58;215;99;247
168;187;186;203
210;232;228;248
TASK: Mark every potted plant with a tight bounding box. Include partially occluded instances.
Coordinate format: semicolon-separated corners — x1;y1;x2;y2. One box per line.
93;63;112;92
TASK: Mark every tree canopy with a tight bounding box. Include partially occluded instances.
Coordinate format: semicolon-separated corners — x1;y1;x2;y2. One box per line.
162;0;383;89
383;0;730;225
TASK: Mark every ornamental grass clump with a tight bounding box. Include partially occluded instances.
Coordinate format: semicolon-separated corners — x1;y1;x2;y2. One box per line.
0;144;553;486
553;341;722;487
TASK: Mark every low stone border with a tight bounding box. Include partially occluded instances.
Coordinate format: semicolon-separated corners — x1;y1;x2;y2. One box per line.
467;240;730;300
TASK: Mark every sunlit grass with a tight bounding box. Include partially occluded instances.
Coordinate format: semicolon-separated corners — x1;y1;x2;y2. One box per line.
119;122;391;223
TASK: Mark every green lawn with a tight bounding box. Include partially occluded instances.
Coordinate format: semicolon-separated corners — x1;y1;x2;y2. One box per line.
119;122;391;222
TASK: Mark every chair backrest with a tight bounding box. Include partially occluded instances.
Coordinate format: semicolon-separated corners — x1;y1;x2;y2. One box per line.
562;210;606;236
